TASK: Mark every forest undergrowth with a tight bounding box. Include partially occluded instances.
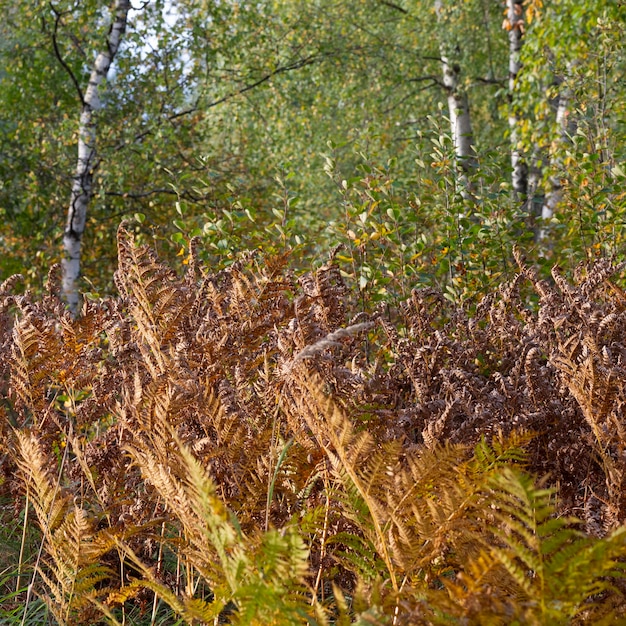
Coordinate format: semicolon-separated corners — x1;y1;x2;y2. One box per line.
1;224;626;624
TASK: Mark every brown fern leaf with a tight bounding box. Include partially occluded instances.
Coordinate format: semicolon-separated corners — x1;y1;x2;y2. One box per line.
115;223;193;377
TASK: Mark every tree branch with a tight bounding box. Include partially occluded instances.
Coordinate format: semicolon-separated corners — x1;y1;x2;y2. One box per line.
111;53;324;151
379;0;408;14
49;2;84;105
407;75;443;87
203;54;321;110
474;76;506;86
383;79;441;114
103;187;210;204
104;188;179;199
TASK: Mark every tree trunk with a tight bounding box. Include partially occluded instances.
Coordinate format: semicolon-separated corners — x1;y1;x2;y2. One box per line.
541;76;573;222
539;63;577;243
505;0;528;200
434;0;476;198
442;59;476;175
62;0;131;313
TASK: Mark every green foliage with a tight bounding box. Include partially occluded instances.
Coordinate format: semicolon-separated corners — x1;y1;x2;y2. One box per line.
321;135;528;309
1;0;625;308
483;468;626;624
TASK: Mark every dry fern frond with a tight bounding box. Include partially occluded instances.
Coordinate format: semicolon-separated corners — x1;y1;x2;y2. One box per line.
13;430;116;625
4;232;626;622
115;223;192;377
123;405;312;623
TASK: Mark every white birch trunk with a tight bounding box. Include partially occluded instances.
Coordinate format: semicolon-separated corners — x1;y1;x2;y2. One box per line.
62;0;131;313
541;80;572;222
525;149;543;218
435;0;476;198
506;0;527;200
442;62;475;174
539;62;577;243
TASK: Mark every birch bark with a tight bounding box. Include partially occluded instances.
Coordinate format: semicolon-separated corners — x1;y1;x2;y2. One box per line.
62;0;131;313
539;62;577;243
506;0;527;200
434;0;476;198
541;75;573;222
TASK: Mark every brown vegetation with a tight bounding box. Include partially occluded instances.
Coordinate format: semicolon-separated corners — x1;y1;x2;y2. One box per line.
1;225;626;624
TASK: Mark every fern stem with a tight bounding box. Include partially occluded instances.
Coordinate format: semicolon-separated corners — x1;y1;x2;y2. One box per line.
265;438;294;532
151;520;167;626
16;486;30;596
311;465;331;605
265;405;281;533
175;526;183;597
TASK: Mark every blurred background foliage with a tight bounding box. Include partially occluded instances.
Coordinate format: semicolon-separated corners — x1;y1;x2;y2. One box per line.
0;0;624;304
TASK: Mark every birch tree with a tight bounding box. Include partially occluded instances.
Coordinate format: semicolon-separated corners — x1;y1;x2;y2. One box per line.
62;0;131;312
504;0;546;236
435;0;476;196
515;0;622;248
504;0;527;202
540;66;574;231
